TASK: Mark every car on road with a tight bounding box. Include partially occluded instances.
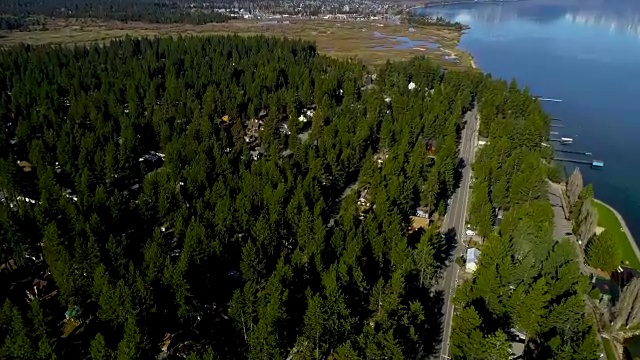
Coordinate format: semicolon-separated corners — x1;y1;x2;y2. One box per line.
564;231;573;236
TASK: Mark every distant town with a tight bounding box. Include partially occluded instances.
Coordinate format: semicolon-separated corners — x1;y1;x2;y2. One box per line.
0;0;464;30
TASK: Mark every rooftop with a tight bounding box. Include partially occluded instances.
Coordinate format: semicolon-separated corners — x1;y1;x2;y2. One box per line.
466;248;480;264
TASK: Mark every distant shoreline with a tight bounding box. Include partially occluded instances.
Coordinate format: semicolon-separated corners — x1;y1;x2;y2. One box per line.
406;1;480;69
594;198;640;266
411;0;525;10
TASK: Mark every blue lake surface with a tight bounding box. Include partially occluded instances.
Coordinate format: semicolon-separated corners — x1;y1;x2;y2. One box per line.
417;0;640;243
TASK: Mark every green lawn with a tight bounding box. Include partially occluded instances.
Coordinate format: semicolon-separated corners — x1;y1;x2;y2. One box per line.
604;337;617;360
594;201;640;269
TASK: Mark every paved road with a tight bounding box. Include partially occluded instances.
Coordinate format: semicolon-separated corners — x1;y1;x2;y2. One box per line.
548;181;573;240
437;106;479;359
548;181;597;275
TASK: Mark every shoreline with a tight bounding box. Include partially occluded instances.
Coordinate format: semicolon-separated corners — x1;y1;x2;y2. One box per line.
594;198;640;267
407;4;478;69
419;0;526;8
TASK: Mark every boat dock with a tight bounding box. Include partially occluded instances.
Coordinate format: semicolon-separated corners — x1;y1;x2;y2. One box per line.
556;149;592;156
533;95;563;102
539;98;563;102
554;158;604;168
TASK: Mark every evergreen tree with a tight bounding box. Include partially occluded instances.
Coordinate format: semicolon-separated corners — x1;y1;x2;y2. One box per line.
585;230;621;271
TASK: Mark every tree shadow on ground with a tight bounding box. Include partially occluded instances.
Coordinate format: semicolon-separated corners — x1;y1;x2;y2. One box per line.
401;280;446;359
437;227;459;272
453;154;466;187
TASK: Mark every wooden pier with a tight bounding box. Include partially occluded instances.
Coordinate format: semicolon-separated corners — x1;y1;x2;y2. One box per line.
556;149;592;156
554;158;604;167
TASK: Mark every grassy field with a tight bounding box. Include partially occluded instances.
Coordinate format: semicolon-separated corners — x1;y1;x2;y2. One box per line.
604;337;618;360
594;201;640;269
0;18;474;68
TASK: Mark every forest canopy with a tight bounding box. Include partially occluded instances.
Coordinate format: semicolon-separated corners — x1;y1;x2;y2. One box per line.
0;34;597;359
0;0;231;27
451;79;599;359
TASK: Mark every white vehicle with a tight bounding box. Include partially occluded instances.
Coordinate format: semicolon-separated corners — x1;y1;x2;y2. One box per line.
465;229;476;236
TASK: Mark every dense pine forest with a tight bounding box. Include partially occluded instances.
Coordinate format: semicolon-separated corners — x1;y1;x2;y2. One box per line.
0;34;598;359
453;81;600;358
0;0;230;28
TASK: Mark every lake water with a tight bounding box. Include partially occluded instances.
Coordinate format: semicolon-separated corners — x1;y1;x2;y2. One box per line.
372;32;440;50
417;0;640;243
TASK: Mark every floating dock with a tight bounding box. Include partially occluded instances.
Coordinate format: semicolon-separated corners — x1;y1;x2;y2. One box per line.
556;149;592;156
554;158;604;167
533;95;563;102
538;98;562;102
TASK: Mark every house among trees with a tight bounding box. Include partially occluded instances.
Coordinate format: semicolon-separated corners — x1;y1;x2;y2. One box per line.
508;328;526;359
493;208;504;227
320;174;333;186
425;139;437;157
374;150;388;167
465;248;481;272
362;73;374;87
65;306;81;320
160;333;175;354
415;206;429;218
298;108;315;123
410;207;430;231
16;160;32;172
139;152;165;175
249;147;264;161
26;277;51;303
279;123;290;135
358;187;372;209
245;118;263;143
510;341;525;359
138;152;164;163
63;188;78;202
9;273;56;305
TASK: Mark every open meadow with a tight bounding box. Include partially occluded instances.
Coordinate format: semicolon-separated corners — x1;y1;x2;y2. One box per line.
0;18;474;68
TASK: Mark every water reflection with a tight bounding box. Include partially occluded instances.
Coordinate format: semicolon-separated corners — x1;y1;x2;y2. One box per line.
565;11;640;38
419;0;640;37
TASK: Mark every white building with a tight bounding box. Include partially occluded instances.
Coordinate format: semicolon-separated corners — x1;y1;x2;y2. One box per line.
408;82;416;90
466;248;481;273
